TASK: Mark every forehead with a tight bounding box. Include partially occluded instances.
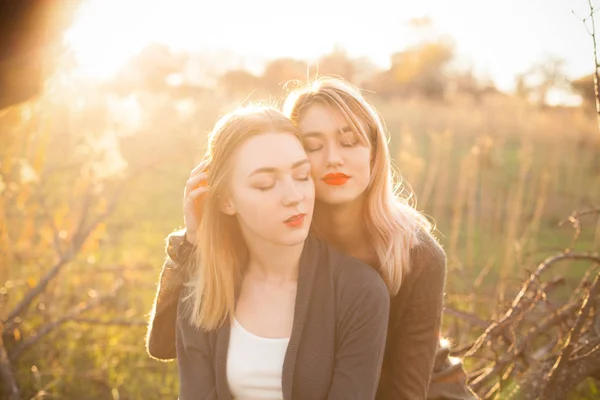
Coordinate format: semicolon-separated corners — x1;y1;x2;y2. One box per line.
231;132;306;174
298;103;368;136
298;103;362;136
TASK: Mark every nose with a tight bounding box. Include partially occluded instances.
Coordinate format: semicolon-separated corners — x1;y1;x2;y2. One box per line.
325;143;343;168
281;178;304;207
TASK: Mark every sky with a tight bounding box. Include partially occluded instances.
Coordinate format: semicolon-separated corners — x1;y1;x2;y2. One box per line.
65;0;595;93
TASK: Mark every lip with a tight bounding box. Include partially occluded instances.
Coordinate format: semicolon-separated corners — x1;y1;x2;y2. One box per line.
322;173;350;186
284;213;305;228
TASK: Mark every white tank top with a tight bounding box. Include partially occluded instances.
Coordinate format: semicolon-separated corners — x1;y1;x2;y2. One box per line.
226;318;290;400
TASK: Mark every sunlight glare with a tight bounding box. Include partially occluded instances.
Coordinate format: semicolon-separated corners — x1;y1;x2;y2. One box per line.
64;0;157;80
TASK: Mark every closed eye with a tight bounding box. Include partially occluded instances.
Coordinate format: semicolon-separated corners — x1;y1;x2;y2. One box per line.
341;140;359;147
340;131;359;147
305;145;322;153
255;183;275;191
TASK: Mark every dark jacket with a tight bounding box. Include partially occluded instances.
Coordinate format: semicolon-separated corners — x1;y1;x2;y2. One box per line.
147;230;477;400
176;235;390;400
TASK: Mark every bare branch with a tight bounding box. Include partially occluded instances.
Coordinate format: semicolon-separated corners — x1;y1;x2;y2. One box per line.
520;347;600;400
4;258;71;324
38;196;65;259
560;208;600;223
558;207;600;246
542;270;600;396
72;318;147;327
587;0;600;127
0;329;19;400
8;280;124;361
4;178;135;324
470;301;581;391
444;305;489;329
465;252;600;358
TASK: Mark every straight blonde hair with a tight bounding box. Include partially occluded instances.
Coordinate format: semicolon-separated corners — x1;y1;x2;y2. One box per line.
283;77;432;295
186;106;302;330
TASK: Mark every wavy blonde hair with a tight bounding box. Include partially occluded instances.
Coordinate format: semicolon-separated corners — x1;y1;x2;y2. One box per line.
186;106;302;330
283;77;432;295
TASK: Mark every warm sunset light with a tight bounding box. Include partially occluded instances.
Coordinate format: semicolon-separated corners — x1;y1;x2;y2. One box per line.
3;0;599;398
63;0;156;79
63;0;590;93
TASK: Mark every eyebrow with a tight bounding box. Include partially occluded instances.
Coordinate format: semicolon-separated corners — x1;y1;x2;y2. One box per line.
302;126;353;138
248;159;310;177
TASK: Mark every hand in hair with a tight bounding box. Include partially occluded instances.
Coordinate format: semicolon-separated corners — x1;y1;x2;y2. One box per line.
183;160;209;244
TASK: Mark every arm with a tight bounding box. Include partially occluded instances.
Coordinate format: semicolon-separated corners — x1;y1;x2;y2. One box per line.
176;299;217;400
147;162;207;359
146;230;194;360
429;340;478;400
327;273;390;400
386;238;447;400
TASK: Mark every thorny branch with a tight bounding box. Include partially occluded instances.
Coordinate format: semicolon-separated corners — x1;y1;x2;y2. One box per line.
465;251;600;358
462;204;600;399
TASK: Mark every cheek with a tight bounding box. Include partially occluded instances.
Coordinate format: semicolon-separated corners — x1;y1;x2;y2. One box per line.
235;196;277;229
349;147;372;177
306;152;323;170
231;189;269;216
303;180;316;202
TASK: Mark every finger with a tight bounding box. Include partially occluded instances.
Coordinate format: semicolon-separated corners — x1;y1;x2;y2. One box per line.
190;160;209;177
186;173;209;192
184;188;205;209
188;186;208;200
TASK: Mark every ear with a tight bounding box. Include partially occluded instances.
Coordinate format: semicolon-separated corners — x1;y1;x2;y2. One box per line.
219;196;237;216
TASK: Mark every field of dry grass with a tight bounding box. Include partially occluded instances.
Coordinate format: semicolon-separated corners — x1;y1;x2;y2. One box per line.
1;84;599;398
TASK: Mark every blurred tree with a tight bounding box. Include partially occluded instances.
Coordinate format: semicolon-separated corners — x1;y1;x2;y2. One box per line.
313;45;356;82
516;56;569;107
218;69;262;99
350;56;382;86
0;84;132;398
446;67;501;103
571;74;595;110
110;44;190;94
515;72;532;101
261;57;308;95
369;38;454;100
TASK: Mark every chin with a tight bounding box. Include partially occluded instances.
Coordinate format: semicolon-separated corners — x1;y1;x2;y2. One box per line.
317;192;361;206
279;229;311;246
317;184;364;206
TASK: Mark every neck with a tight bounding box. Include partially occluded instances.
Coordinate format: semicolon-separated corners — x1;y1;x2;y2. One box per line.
243;237;304;284
314;195;369;254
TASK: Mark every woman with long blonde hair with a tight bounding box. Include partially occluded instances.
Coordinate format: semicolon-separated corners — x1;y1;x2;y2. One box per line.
147;78;475;400
173;105;389;400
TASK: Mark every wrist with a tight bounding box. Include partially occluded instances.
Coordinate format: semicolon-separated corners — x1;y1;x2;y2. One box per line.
184;231;196;245
166;230;196;266
178;232;196;264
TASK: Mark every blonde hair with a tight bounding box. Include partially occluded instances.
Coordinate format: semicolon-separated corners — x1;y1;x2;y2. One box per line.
186;105;302;330
283;77;432;295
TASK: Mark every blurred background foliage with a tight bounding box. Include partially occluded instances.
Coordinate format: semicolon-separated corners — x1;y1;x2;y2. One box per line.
1;4;599;399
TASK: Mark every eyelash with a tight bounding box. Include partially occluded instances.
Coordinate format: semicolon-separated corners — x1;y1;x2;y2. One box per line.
256;176;310;191
305;141;358;153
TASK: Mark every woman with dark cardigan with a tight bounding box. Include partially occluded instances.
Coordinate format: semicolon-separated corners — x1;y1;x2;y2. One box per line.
174;105;390;399
148;78;477;400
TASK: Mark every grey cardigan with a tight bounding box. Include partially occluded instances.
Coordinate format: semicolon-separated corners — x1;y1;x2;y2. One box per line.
176;235;390;400
147;230;456;399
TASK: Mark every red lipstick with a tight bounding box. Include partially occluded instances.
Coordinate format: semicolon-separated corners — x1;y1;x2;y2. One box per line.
284;214;305;228
322;173;350;186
